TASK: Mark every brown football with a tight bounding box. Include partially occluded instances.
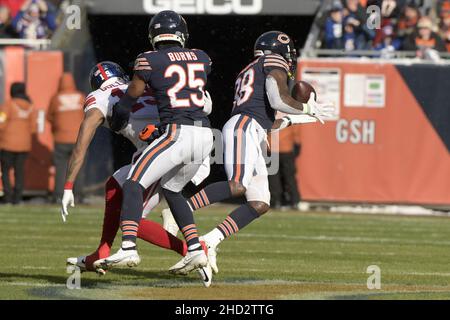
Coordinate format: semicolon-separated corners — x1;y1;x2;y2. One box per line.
292;81;317;103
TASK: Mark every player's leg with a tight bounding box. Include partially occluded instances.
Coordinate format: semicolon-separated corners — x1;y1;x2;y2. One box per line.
202;119;270;273
186;115;252;211
163;126;214;275
103;124;186;268
138;186;187;256
69;163;186;272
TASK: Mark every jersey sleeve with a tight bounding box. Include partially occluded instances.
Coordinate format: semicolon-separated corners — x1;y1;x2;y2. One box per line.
133;53;153;82
194;49;212;75
204;52;212;75
83;92;107;118
263;54;290;75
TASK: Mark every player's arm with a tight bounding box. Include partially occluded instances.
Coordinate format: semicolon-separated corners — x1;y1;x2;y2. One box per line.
110;53;152;132
61;108;104;221
272;114;317;131
109;74;146;132
266;69;334;124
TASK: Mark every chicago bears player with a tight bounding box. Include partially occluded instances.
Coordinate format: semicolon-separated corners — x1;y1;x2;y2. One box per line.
63;61;213;286
178;31;334;274
102;11;214;275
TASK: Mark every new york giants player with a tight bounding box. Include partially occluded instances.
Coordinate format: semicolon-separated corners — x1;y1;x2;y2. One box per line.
62;61;213;286
102;11;214;275
180;31;334;274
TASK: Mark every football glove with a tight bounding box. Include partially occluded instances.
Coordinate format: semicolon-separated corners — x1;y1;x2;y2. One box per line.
61;189;75;222
139;123;166;144
303;92;335;124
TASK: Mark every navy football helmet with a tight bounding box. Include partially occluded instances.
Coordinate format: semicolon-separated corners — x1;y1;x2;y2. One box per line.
89;61;129;91
148;10;189;48
254;31;297;78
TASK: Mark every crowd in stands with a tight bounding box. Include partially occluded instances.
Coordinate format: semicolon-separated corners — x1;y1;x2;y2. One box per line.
0;0;61;40
320;0;450;56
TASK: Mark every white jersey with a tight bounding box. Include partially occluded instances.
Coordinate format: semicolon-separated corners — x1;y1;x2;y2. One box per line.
84;79;159;149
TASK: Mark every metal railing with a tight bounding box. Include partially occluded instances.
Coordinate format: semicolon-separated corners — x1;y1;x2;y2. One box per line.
0;38;52;50
300;48;450;64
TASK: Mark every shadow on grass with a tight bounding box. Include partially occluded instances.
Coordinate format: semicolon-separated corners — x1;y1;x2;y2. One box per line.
0;267;202;288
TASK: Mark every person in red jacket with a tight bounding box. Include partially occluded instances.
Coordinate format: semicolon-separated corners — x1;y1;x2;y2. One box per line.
0;82;36;204
47;72;85;203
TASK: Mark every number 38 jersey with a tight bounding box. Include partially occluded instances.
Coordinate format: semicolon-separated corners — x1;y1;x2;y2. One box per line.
231;53;290;130
133;46;212;127
84;80;159;149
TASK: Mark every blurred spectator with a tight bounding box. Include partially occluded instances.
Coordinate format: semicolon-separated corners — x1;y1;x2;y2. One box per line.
47;73;84;203
0;5;16;38
403;16;446;52
374;23;402;58
372;0;404;47
324;1;345;49
0;82;36;204
11;0;56;40
397;3;421;40
0;0;25;18
439;3;450;51
344;0;375;49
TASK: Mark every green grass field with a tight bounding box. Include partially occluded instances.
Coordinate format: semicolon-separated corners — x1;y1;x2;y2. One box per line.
1;204;450;300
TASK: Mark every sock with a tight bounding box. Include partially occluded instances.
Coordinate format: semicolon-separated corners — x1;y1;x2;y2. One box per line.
122;240;136;250
163;188;201;250
85;177;123;270
100;177;122;248
187;181;232;211
120;180;145;242
138;219;186;256
203;228;225;248
217;204;260;239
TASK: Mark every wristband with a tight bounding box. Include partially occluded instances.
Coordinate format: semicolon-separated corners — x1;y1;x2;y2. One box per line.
64;181;74;190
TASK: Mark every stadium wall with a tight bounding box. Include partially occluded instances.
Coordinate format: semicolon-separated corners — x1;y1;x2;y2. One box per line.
296;59;450;205
0;47;63;194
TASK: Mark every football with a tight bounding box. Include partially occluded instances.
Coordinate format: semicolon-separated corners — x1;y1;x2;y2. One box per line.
292;80;317;103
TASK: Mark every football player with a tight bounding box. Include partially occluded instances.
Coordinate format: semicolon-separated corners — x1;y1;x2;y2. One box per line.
63;61;213;286
102;11;214;276
177;31;334;274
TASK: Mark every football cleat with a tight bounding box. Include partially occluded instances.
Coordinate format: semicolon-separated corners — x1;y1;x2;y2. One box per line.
66;255;106;275
161;208;179;237
169;249;208;275
197;263;213;288
99;248;141;269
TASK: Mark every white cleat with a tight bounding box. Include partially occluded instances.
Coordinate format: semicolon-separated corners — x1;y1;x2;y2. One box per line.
100;248;141;269
161;208;179;237
169;250;208;275
67;255;106;275
197;263;213;288
66;256;87;272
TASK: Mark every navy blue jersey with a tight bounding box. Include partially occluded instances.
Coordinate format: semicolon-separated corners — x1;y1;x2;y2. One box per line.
231;53;290;130
133;46;212;126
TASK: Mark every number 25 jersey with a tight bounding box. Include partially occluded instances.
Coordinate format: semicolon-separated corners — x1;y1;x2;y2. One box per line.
133;46;212;127
231;53;290;130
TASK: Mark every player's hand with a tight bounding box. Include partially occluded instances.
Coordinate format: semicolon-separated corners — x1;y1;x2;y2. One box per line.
203;90;212;115
108;102;131;132
139;123;166;144
303;92;335;124
139;124;157;142
61;189;75;222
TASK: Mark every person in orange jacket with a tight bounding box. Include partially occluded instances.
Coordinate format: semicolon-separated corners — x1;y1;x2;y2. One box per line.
268;115;305;210
47;72;85;202
0;82;36;204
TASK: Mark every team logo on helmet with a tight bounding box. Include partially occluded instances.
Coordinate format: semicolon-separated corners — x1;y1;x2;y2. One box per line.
277;33;291;44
